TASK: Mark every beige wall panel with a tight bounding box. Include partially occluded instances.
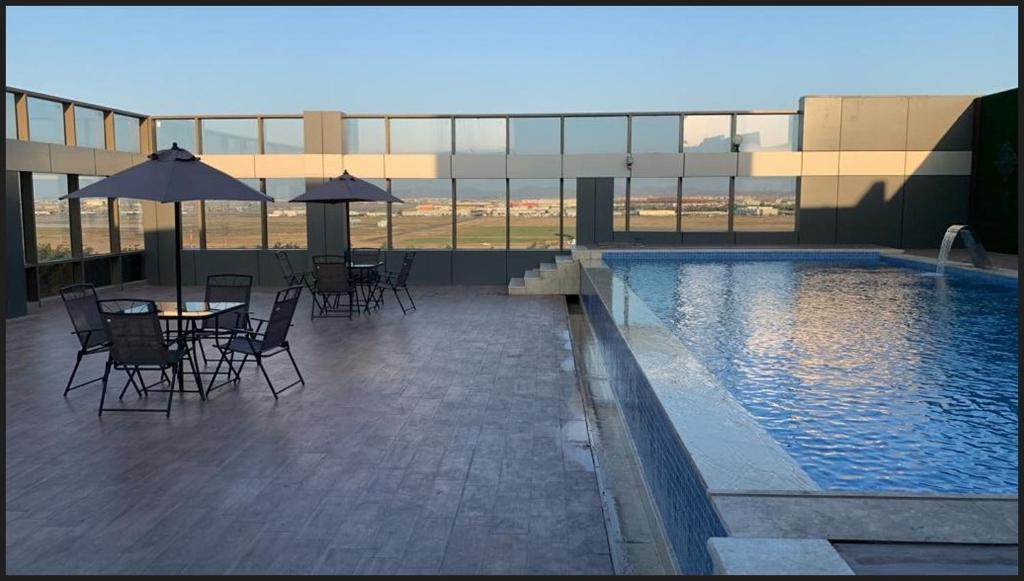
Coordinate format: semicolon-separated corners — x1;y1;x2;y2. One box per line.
801;152;840;176
49;144;97;175
562;154;630;178
904;151;972;176
321;113;343;154
738;152;802;176
300;154;325;178
800;97;842;151
906;96;975;151
95;150;137;176
506;155;561;178
200;154;256;178
684;153;738;177
839;97;909;151
630;153;684;177
254;154;311;178
838;151;906;176
452;154;507;178
323;154;345;176
341;154;384;178
5;139;52;172
384;155;452;179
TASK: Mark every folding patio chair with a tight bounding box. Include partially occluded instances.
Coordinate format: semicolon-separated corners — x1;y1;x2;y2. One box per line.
379;251;417;314
96;299;193;417
193;274;253;364
311;255;357;319
208;286;305;399
60;284;111;396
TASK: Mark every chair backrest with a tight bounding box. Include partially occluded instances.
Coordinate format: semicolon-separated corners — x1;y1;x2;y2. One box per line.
396;252;416;287
350;247;381;266
97;299;169;366
203;274;253;330
275;250;297;279
61;284;107;349
261;286;303;350
312;255;352;293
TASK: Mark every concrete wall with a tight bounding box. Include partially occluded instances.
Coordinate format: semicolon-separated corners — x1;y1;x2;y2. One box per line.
969;88;1018;253
797;95;976;248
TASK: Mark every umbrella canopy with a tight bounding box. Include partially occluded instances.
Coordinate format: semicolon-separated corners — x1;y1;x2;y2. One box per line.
289;170;403;204
63;143;272;203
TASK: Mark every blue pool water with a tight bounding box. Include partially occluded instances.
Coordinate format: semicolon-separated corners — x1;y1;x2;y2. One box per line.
606;255;1019;494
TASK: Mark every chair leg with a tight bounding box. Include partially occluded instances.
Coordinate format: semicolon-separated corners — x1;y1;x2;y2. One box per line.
98;360;112;417
285;345;304;385
64;351;84;397
166;364;177;417
404;286;416;312
186;346;206;401
393;287;407;314
256;356;278;399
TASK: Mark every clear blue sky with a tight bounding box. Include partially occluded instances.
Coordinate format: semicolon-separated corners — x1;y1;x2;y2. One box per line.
5;6;1018;115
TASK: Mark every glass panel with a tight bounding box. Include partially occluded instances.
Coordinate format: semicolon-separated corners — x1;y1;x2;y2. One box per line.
456;179;505;250
683;115;732;153
629;178;678;231
74;107;105;148
119;198;145;252
113;114;140;152
201;118;258;154
564;116;627;154
155;119;197;151
32;173;71;262
205;178;263;248
391;179;452;249
735;114;800;152
266;178;307;249
509;117;560;154
77;176;110;255
6;92;16;139
682;177;730;231
180;201;201;249
343;118;385;154
263;118;303;154
455;118;506;154
27;97;65;144
349;179;389;249
389;118;451;154
613;178;627;231
509;179;560;249
631;116;680;153
734;177;797;231
562;179;575;246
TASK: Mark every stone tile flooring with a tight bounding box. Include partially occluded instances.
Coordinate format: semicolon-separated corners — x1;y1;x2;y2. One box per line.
5;286;612;574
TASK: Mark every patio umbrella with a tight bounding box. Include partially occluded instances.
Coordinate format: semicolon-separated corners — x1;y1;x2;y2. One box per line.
289;170;403;250
63;143;272;333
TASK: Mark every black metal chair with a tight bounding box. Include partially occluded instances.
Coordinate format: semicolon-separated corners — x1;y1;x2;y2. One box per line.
311;255;357;319
276;250;322;314
348;248;383;312
194;274;253;364
96;299;192;417
379;251;417;314
208;286;305;399
60;284;111;396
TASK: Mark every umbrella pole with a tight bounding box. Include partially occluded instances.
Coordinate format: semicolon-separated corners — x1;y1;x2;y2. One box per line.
174;202;185;393
346;201;352;254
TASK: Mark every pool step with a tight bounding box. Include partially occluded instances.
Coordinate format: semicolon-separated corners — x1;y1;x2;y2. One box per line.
508;255;580;296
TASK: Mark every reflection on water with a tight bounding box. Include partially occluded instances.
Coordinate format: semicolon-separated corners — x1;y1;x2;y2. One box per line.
610;260;1019;494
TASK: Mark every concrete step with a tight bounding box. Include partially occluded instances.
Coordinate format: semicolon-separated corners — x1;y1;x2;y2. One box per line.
555;254;574;265
508;277;527;295
540;262;558;272
524;269;541;279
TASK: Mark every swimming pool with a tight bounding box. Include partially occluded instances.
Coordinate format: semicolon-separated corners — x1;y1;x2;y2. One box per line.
603;252;1018;495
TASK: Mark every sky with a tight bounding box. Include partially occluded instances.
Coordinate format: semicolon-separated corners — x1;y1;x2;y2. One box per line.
5;6;1019;115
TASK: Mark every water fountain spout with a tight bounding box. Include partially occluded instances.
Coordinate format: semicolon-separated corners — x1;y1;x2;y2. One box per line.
936;225;992;275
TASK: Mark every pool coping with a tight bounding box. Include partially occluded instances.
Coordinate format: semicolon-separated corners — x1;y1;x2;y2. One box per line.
577;248;1018;571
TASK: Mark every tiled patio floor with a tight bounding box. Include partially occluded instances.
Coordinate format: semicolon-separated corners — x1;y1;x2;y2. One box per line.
5;286;612;574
